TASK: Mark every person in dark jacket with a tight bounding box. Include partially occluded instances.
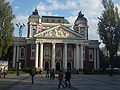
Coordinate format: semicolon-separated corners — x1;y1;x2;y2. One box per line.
65;68;71;88
58;70;64;89
29;68;36;84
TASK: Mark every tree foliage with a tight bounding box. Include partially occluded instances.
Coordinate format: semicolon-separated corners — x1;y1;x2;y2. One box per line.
0;0;14;59
98;0;120;67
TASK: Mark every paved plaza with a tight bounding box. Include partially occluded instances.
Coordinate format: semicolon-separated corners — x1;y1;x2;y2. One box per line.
0;74;120;90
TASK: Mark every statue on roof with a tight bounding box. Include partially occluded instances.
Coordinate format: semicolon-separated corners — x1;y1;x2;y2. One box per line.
78;11;84;17
32;8;38;15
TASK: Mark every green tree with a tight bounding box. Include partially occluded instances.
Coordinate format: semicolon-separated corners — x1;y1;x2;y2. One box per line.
0;0;14;59
98;0;120;69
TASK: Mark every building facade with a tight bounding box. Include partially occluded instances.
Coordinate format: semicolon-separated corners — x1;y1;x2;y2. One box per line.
13;9;100;71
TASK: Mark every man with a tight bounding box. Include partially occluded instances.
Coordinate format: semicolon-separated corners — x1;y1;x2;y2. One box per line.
58;70;64;89
29;68;36;84
65;68;71;88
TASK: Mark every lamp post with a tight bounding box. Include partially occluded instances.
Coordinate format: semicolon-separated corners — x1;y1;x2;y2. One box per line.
16;23;25;76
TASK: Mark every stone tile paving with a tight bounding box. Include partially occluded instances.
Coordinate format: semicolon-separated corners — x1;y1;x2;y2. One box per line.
0;74;120;90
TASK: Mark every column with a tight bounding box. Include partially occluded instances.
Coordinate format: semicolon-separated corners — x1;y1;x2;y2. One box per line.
13;45;16;68
40;43;43;69
52;43;56;69
73;46;76;69
97;49;100;69
35;43;39;68
94;48;97;69
76;43;79;69
16;45;19;69
80;45;83;69
64;43;67;70
16;46;19;62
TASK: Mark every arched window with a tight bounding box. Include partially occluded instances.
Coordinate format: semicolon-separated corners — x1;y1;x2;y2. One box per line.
20;47;25;58
56;62;61;71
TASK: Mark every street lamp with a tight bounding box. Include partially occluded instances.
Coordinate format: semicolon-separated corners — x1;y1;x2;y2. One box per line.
16;23;25;76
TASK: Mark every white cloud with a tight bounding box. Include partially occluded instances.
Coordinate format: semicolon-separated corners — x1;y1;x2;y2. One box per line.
66;16;77;28
14;6;20;10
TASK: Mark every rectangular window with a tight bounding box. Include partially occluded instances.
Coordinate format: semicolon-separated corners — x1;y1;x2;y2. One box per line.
67;47;73;58
31;44;36;58
44;46;49;56
56;46;61;57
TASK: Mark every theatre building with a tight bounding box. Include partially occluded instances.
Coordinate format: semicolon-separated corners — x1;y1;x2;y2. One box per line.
12;9;100;71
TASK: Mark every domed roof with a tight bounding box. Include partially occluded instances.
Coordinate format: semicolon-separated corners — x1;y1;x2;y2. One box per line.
75;11;87;22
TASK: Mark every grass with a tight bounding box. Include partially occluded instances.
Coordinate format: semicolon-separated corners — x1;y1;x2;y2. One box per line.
7;70;29;74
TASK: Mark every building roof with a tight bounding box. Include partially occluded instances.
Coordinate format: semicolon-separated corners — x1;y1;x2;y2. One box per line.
41;16;69;24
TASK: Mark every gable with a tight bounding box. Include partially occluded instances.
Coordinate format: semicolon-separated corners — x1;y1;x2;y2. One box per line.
34;25;85;39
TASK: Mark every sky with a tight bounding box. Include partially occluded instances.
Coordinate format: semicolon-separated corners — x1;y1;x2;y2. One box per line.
7;0;120;47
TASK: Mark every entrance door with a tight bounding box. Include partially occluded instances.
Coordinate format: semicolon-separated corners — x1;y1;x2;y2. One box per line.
56;62;60;71
45;62;49;70
67;62;71;70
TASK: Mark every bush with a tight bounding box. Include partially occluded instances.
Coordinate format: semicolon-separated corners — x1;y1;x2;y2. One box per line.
83;69;91;74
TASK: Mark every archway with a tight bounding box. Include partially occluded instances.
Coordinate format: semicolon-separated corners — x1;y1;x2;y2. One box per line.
67;62;71;70
56;62;60;71
45;62;49;70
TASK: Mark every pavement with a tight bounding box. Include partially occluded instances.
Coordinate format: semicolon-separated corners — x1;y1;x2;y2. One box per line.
0;74;120;90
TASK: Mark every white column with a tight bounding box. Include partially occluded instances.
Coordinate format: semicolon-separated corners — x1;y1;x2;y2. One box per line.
16;46;19;68
74;46;76;69
40;43;43;69
76;43;79;69
35;43;39;68
52;43;56;69
97;49;100;69
80;45;84;69
64;43;67;70
13;45;16;68
29;25;32;37
94;48;97;69
16;46;19;62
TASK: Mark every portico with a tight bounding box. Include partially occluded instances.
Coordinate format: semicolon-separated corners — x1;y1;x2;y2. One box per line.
34;39;85;71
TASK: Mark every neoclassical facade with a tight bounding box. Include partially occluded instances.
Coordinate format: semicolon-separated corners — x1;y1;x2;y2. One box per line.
13;9;100;71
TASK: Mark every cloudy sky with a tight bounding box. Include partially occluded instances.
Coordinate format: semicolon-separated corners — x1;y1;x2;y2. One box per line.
7;0;120;47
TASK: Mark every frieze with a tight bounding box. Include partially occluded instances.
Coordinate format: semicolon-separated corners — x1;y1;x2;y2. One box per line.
37;27;78;38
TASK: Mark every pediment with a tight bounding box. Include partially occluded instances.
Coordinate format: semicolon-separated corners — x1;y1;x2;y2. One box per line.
34;25;85;39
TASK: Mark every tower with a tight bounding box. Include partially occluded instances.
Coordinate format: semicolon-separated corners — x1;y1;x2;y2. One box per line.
74;11;88;39
27;9;42;37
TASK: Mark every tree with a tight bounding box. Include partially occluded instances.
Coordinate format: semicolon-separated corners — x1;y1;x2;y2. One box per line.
98;0;120;70
0;0;14;60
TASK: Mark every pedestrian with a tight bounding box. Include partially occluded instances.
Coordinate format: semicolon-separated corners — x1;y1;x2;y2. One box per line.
52;69;55;79
65;68;71;88
46;69;49;77
50;69;52;79
58;70;64;89
39;69;42;75
3;67;7;78
29;68;36;84
0;68;3;78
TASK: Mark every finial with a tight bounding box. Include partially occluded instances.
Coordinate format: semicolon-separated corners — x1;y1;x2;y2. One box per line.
32;8;38;15
78;11;84;17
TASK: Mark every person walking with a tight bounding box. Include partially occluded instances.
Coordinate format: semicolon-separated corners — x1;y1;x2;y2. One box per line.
29;68;36;84
65;68;71;88
3;67;7;78
46;69;49;77
58;70;64;89
39;69;42;75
